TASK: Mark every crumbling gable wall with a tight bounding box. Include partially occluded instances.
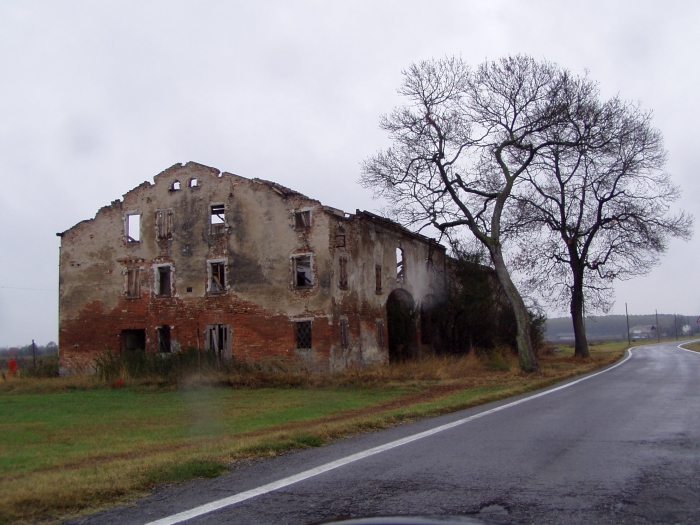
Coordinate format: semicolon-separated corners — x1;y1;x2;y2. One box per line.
58;162;338;371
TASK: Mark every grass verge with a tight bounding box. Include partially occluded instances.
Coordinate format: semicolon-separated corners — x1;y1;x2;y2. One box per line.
0;344;629;524
680;341;700;352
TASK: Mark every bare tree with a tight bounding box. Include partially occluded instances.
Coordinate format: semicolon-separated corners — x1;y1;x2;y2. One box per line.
361;56;589;372
514;96;693;357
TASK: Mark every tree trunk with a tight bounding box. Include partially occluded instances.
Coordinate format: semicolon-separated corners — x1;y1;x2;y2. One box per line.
569;265;590;358
490;244;539;372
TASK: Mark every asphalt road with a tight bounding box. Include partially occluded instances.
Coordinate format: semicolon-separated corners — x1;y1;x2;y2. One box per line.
70;342;700;525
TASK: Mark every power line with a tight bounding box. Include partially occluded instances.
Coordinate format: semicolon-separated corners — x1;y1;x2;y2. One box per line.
0;286;57;292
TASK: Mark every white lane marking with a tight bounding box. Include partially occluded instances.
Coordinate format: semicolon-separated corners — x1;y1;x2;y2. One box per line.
145;348;636;525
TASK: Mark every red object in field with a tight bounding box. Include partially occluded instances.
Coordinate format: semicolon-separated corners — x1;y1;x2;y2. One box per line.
7;358;18;376
112;377;123;388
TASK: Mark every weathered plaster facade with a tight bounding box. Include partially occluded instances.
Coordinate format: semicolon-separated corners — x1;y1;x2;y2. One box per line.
57;162;447;373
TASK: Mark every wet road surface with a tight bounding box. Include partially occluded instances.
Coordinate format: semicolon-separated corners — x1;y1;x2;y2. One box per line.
69;342;700;525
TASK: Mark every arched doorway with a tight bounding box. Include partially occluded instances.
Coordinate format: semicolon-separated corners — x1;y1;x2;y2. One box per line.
386;289;417;362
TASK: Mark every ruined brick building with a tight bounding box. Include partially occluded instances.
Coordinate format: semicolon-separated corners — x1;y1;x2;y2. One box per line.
57;162;447;373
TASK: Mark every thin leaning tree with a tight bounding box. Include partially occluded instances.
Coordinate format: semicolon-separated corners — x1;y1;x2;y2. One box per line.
361;55;593;372
514;95;693;357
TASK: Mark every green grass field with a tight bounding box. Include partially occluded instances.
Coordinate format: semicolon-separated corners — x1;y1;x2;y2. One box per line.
1;385;413;524
0;343;640;524
0;387;405;476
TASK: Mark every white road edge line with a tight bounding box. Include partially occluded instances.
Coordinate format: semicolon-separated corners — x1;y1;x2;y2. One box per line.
146;347;638;525
678;339;700;355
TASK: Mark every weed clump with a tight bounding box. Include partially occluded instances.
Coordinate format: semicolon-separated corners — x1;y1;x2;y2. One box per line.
484;349;512;371
21;354;60;378
90;347;524;389
93;347;222;384
144;459;228;486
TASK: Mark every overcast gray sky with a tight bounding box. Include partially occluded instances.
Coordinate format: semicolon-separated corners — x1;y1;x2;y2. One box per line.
1;0;698;346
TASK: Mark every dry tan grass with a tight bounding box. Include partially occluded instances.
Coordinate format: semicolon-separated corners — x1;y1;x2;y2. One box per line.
681;341;700;352
0;373;101;394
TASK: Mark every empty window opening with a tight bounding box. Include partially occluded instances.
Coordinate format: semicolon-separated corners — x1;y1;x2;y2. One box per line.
339;256;348;289
126;214;141;243
375;264;382;294
156;266;171;296
210;204;225;234
171;180;181;191
155;209;173;240
296;321;312;349
294;210;311;230
206;324;230;362
209;261;226;292
293;255;313;288
186;286;193;293
376;319;385;347
335;234;345;247
126;267;140;298
188;177;198;188
157;325;171;353
121;329;146;353
340;318;349;349
396;247;405;282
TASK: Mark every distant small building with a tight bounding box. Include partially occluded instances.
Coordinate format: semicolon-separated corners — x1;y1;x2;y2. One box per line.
629;324;656;340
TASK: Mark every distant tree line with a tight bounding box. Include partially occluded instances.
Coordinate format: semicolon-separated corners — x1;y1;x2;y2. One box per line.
546;315;699;341
0;342;58;358
1;342;59;378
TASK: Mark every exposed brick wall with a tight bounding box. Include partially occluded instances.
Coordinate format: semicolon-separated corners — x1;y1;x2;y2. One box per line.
59;288;390;373
58;293;342;372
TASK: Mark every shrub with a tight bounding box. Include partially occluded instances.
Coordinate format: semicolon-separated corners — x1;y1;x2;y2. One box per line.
429;248;547;357
21;355;60;378
93;347;223;384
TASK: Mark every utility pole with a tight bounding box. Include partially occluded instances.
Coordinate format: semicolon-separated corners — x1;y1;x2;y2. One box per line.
625;303;631;345
32;339;37;370
655;310;660;343
674;314;678;340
